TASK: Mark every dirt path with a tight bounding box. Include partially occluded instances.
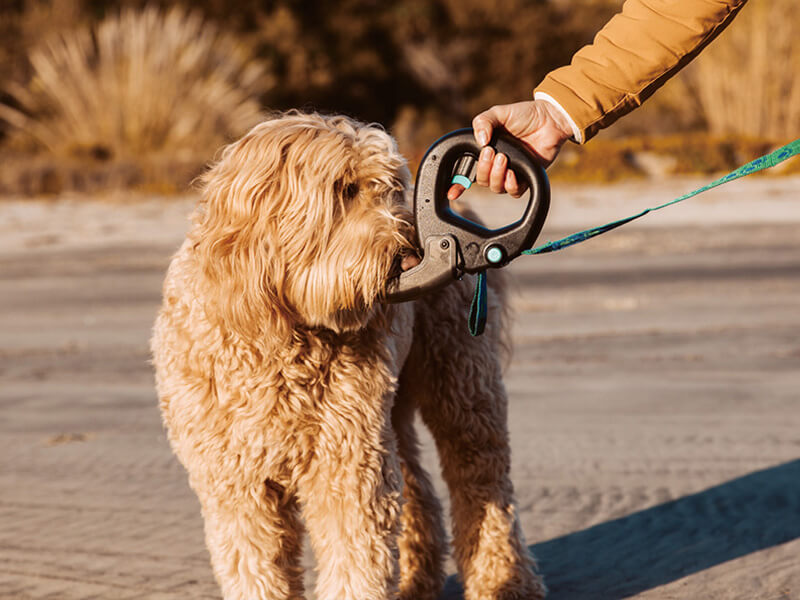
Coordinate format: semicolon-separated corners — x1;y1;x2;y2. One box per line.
1;178;799;599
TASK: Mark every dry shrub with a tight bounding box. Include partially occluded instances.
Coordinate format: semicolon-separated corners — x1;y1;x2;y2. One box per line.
384;0;621;165
550;138;643;183
0;0;85;101
550;134;779;182
435;0;620;119
0;5;271;161
683;0;800;140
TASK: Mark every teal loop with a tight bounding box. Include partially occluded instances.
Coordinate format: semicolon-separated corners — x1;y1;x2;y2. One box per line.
468;271;488;336
451;174;473;189
468;137;800;335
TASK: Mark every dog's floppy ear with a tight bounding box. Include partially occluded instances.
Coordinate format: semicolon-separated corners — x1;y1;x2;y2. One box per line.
189;133;296;341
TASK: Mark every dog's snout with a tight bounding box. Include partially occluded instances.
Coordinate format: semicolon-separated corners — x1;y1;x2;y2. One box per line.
401;254;421;271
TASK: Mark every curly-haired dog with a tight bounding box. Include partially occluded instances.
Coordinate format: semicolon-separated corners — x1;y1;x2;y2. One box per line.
151;112;544;600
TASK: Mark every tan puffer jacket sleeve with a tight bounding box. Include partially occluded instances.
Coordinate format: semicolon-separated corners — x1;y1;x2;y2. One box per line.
535;0;748;142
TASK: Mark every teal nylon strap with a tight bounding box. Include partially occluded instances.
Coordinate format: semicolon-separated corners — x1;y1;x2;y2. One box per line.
468;271;488;336
468;137;800;336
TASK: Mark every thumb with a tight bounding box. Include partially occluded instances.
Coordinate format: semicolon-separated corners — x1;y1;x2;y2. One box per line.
472;105;511;147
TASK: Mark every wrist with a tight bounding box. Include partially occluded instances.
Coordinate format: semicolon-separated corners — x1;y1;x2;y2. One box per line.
534;92;582;143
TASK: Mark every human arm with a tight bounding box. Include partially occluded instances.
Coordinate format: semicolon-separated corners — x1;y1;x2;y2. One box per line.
536;0;748;143
454;0;748;198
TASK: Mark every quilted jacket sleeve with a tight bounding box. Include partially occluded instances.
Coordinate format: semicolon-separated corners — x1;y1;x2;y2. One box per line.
534;0;748;142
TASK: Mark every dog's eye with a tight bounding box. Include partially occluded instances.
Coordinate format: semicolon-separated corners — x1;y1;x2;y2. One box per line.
334;179;360;202
345;183;359;200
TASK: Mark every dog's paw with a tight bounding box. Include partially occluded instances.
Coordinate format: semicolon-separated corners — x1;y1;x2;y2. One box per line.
467;572;546;600
497;574;547;600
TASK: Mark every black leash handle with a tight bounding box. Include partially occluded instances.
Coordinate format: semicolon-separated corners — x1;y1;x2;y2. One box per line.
413;128;550;272
385;127;550;303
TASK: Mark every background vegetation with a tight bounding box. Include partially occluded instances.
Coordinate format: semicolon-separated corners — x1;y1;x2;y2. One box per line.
0;0;798;193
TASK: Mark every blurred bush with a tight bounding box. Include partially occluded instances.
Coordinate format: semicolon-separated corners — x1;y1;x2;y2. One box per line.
1;0;797;193
550;134;800;182
0;0;85;137
681;0;800;140
241;0;618;165
0;4;269;160
0;0;613;189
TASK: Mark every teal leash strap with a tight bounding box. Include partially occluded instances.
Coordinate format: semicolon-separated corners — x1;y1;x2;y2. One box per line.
526;137;800;256
469;136;800;334
468;271;488;336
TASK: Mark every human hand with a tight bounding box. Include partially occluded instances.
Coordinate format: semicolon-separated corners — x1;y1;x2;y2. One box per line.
447;99;574;200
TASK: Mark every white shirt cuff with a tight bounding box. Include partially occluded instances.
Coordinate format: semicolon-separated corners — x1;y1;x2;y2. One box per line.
534;91;583;144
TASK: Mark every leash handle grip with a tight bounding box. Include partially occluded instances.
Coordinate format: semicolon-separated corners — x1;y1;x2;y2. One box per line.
414;128;550;271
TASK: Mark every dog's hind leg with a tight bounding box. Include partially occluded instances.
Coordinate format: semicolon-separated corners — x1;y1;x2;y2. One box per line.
405;275;546;600
198;479;305;600
391;389;448;600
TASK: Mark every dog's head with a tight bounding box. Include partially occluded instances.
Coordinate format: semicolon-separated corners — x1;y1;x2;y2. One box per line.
191;112;415;338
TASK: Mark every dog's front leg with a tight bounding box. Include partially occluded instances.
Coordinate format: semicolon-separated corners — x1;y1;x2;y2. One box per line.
298;380;404;600
197;478;305;600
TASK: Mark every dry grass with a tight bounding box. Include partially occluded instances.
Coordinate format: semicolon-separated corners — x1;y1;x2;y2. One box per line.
683;0;800;140
0;5;271;161
549;134;797;183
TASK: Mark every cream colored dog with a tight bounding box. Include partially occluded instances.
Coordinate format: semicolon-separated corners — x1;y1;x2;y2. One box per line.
151;112;543;600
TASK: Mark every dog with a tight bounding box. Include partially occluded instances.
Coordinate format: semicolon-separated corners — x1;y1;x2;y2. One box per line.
151;112;544;600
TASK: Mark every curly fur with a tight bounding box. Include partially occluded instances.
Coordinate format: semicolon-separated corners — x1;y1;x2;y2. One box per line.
151;112;544;600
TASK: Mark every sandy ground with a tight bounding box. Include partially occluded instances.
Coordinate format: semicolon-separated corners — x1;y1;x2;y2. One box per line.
1;176;799;599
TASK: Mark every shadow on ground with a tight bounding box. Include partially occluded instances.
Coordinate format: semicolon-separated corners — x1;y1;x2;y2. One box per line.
440;459;800;599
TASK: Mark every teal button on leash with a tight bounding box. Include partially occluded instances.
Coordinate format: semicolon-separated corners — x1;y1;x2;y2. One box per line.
468;137;800;336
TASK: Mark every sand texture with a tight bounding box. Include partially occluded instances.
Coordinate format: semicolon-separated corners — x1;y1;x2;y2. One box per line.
1;177;799;599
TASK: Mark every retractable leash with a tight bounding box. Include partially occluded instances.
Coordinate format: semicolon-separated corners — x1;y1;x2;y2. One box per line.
385;128;549;304
385;130;800;336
